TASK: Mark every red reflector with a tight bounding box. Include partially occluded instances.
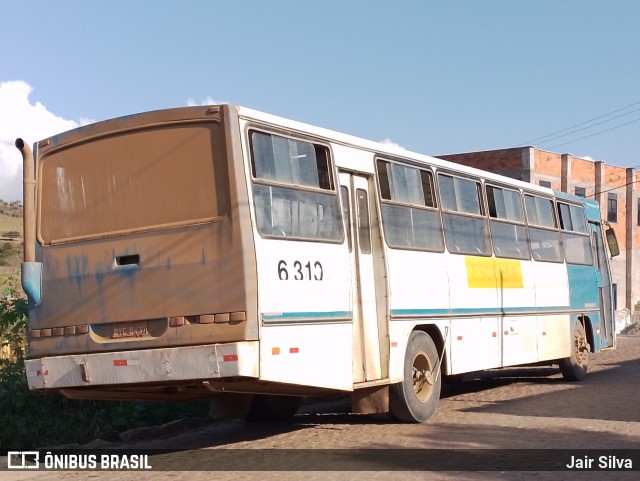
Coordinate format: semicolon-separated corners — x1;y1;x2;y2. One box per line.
542;331;547;336
289;347;299;354
457;336;462;341
504;331;509;336
223;355;238;362
114;360;127;367
391;342;398;348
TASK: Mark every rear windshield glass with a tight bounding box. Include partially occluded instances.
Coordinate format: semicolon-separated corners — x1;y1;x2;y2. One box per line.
40;123;227;243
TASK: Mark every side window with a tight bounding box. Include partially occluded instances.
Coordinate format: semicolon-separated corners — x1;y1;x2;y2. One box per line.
487;185;529;260
251;131;332;189
250;131;342;241
439;173;490;256
439;174;483;215
524;194;563;262
356;189;371;254
340;186;352;252
557;202;593;265
377;160;444;252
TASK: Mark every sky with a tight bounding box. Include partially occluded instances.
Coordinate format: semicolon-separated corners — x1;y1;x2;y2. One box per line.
1;0;640;202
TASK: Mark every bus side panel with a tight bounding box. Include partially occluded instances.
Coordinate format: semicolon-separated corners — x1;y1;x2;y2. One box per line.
501;315;538;366
537;314;570;361
567;264;602;351
498;260;537;366
531;262;570;361
253;239;353;390
502;260;536;310
531;262;569;309
448;255;498;312
386;249;449;315
386;249;449;381
449;317;500;373
259;324;353;390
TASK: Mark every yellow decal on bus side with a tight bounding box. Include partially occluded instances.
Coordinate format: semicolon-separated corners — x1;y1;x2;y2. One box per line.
465;257;523;289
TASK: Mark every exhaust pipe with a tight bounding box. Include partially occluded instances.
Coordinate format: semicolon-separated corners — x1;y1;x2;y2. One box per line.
15;138;41;306
15;138;35;262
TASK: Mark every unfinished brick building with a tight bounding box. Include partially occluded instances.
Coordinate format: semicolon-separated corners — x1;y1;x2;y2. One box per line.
439;147;639;318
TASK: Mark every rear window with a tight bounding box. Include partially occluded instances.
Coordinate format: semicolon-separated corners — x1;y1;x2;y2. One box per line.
39;123;227;243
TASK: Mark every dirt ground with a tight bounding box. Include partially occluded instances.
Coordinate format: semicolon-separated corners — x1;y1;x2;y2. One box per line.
3;334;639;481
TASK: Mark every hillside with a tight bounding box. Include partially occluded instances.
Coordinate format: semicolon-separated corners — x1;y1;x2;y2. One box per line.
0;201;23;289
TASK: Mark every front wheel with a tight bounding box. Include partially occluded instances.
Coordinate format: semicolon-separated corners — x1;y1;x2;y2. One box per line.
390;330;441;423
559;321;589;381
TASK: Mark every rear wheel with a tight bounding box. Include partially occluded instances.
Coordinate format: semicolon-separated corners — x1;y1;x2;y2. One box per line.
390;330;441;423
247;394;302;422
559;321;589;381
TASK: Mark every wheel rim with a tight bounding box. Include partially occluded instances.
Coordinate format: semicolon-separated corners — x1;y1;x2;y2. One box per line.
412;349;435;403
574;329;589;366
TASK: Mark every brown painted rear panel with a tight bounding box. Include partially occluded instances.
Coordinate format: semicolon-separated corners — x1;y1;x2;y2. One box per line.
28;106;258;357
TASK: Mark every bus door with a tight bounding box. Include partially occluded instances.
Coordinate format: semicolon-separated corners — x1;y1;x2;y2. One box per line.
590;222;616;349
339;171;389;382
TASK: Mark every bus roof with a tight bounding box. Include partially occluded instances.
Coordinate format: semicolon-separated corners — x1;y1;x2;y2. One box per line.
34;103;592;206
236;105;558;196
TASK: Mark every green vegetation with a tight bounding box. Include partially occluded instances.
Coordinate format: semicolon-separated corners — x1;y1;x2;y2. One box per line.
0;201;23;234
0;201;23;288
0;242;18;266
0;281;209;449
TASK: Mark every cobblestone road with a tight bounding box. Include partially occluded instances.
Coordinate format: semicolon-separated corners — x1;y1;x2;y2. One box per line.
4;335;639;480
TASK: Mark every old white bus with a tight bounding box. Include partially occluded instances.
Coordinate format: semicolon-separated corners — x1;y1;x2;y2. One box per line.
17;104;616;422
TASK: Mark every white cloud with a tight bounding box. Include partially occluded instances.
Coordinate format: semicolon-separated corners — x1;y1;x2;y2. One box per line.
379;138;406;150
0;80;81;202
186;96;225;107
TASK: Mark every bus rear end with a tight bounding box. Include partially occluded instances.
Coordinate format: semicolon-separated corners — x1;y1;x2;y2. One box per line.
19;105;260;400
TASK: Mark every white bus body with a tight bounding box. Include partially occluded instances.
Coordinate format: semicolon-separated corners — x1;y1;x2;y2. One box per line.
19;104;616;422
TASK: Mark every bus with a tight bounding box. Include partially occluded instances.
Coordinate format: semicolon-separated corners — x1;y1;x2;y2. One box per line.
17;104;617;422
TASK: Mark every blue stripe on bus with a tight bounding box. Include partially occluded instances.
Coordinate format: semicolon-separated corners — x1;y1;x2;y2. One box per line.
390;306;591;317
566;264;599;311
261;311;352;320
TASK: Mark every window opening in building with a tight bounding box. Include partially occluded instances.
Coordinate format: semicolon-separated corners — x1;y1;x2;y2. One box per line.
607;193;618;223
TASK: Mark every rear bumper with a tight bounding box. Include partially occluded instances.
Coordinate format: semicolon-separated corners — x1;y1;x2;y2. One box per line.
25;341;259;390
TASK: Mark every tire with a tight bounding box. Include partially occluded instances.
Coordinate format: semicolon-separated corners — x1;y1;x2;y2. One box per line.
390;330;441;423
246;394;302;422
559;321;590;381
